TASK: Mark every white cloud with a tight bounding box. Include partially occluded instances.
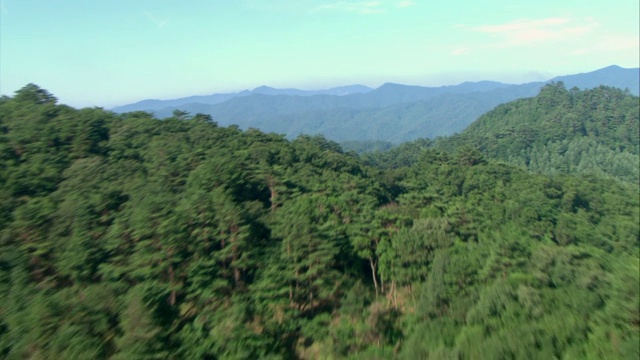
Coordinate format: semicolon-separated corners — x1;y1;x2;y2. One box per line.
143;11;167;27
472;17;599;47
474;18;569;34
572;35;640;55
397;1;415;7
450;16;638;66
311;1;385;15
450;47;469;56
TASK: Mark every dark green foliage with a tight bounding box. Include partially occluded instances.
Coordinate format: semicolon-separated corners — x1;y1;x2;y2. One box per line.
438;83;640;184
0;84;638;359
340;140;394;155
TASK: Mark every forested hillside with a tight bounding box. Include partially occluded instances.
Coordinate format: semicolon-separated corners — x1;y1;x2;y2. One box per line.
437;83;640;184
0;85;638;359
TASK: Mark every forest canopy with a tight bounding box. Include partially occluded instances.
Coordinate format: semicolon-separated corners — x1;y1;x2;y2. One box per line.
436;83;640;184
0;84;638;359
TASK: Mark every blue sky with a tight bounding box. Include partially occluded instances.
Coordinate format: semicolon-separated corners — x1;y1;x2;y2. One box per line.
1;0;638;108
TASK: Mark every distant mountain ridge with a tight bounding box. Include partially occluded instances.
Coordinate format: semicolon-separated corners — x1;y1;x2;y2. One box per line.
251;84;373;96
549;65;638;90
112;84;373;113
112;65;639;142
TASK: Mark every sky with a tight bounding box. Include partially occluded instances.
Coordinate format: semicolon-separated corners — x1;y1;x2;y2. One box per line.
1;0;638;108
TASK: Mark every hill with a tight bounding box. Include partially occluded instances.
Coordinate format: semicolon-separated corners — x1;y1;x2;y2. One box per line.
436;83;640;184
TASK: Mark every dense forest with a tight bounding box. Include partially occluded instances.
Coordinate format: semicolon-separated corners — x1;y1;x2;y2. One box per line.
437;83;639;184
0;84;638;359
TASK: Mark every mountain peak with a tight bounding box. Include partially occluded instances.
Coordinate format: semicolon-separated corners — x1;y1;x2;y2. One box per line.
550;65;639;93
377;83;421;91
600;64;623;70
252;85;277;93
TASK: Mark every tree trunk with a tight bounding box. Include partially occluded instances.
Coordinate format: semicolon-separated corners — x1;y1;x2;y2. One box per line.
392;280;398;309
168;264;176;306
369;256;379;297
268;176;277;212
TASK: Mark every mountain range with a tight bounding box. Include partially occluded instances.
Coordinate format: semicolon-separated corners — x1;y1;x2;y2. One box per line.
112;84;374;113
112;65;639;143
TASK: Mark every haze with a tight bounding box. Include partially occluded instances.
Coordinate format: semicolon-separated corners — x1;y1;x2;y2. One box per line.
0;0;638;107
